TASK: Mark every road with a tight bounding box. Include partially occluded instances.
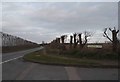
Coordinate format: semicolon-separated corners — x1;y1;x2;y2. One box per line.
2;47;119;80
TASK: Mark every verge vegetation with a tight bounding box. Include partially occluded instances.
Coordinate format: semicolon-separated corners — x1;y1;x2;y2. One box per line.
23;49;118;68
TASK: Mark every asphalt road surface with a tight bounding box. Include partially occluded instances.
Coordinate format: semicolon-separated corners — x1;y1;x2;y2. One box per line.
2;47;119;80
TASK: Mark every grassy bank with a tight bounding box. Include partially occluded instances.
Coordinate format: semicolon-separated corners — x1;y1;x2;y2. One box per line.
23;50;118;68
46;48;119;60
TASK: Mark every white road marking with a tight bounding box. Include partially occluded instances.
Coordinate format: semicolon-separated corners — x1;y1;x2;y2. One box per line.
0;56;23;64
1;47;43;65
65;67;81;80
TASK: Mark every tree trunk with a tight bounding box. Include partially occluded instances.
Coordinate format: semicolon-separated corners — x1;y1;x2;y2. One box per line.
78;34;82;48
73;33;77;48
70;35;73;48
112;30;117;52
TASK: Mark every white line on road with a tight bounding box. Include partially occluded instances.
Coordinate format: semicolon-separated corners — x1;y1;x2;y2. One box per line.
0;56;23;64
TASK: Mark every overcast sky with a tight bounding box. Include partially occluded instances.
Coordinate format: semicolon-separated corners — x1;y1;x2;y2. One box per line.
2;2;118;43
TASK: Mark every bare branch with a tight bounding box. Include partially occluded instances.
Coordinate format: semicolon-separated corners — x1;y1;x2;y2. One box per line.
103;34;106;37
104;28;107;34
109;28;112;32
84;31;92;37
82;31;92;45
103;29;113;42
103;34;113;42
117;30;119;33
114;27;116;30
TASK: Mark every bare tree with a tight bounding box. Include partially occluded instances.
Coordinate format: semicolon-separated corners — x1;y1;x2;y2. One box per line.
56;38;60;44
61;35;67;44
78;31;92;48
70;35;73;48
78;33;82;48
73;33;78;48
83;31;92;44
60;35;67;50
103;27;119;52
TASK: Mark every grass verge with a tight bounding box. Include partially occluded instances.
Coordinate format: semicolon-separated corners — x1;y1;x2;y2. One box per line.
23;50;118;68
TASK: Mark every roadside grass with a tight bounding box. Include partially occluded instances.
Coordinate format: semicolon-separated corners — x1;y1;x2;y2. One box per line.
64;49;118;60
2;45;40;53
46;48;119;60
23;50;118;67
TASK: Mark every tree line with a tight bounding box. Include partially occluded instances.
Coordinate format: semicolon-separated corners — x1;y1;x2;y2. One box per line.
48;27;119;53
1;32;37;47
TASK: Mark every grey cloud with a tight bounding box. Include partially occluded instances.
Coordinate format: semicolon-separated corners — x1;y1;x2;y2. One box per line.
2;2;118;43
